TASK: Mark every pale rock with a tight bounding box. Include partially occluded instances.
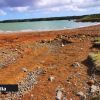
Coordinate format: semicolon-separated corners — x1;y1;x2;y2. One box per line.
90;85;99;93
56;90;63;100
22;67;28;72
48;76;55;82
76;91;86;100
72;62;80;68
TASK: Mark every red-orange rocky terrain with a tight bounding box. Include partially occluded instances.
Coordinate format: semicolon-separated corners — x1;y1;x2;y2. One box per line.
0;25;100;100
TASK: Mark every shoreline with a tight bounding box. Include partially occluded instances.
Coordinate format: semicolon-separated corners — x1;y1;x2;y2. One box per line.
0;23;100;34
0;24;99;44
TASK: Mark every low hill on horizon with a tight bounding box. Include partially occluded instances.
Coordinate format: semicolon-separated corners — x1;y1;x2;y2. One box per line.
76;14;100;22
0;13;100;23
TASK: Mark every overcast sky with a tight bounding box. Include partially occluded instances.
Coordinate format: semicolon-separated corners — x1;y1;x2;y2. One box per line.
0;0;100;20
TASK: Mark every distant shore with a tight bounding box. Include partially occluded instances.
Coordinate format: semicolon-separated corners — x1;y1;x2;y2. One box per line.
0;14;100;23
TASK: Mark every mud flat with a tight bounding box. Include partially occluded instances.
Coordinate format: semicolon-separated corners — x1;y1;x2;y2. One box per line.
0;24;100;100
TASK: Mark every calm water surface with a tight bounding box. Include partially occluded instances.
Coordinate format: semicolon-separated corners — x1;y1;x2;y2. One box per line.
0;20;99;32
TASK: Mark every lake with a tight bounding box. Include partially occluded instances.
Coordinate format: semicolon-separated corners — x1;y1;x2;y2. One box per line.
0;20;99;32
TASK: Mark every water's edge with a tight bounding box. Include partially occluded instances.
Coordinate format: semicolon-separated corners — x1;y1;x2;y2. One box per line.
0;21;100;34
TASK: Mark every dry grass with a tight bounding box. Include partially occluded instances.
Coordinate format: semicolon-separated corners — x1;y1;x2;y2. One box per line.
94;37;100;44
89;52;100;71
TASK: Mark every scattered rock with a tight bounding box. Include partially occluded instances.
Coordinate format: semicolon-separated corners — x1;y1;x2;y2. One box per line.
40;40;45;43
56;87;64;100
56;90;63;100
72;62;80;68
62;94;67;100
87;80;95;86
31;94;34;96
61;43;65;47
76;91;86;100
48;76;55;82
80;48;83;50
21;67;28;72
90;85;99;93
1;68;45;99
82;35;86;38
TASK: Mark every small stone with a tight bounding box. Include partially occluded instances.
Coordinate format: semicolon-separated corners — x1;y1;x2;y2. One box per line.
72;62;80;68
56;90;63;100
15;49;18;51
48;76;55;82
66;80;71;84
76;91;86;100
56;86;64;100
87;80;95;86
21;68;28;72
31;94;34;97
77;91;84;96
61;43;65;47
90;85;99;93
62;94;67;100
82;35;86;38
80;48;83;50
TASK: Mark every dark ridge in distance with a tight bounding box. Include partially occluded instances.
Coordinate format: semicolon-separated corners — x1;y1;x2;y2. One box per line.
0;14;100;23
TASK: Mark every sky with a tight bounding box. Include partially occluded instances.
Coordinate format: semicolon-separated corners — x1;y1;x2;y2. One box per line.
0;0;100;20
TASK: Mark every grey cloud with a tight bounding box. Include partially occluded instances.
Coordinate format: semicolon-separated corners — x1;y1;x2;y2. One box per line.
0;0;100;13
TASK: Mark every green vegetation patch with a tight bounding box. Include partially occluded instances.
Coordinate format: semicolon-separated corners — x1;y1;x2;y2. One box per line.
76;14;100;22
93;37;100;48
89;52;100;71
94;37;100;42
92;95;100;100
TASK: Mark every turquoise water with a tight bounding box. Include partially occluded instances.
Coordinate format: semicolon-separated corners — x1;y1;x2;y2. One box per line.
0;20;99;32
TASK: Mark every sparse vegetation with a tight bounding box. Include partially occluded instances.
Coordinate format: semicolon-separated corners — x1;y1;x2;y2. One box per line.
0;14;100;23
76;14;100;22
93;37;100;48
89;52;100;71
92;95;100;100
95;37;100;42
89;53;100;61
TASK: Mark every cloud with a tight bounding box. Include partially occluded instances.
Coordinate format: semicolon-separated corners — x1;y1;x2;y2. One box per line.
0;9;6;16
0;0;100;13
0;0;31;7
73;0;100;8
35;0;100;9
10;6;29;12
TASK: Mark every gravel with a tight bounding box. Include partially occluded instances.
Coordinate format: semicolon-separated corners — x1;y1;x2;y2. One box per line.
0;68;45;99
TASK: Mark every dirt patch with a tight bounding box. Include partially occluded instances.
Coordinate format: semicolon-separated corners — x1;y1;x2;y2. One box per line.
0;25;100;100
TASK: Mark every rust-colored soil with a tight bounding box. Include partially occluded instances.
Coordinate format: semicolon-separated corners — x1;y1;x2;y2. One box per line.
0;24;100;100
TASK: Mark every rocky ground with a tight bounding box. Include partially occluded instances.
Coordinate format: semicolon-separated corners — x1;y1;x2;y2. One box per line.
0;25;100;100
